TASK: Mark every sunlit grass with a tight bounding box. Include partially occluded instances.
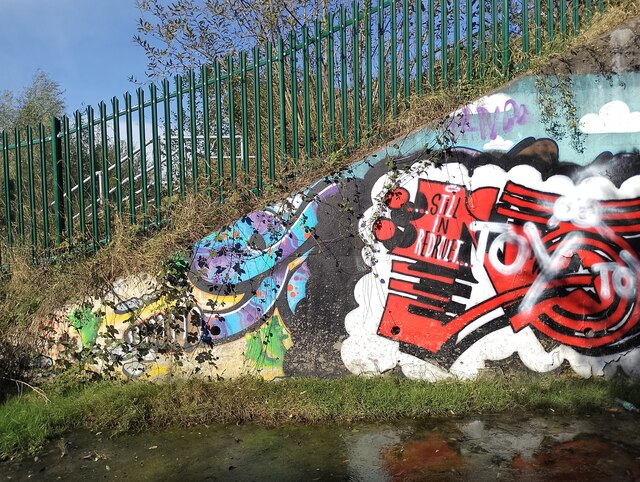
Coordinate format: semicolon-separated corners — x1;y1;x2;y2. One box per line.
1;375;639;459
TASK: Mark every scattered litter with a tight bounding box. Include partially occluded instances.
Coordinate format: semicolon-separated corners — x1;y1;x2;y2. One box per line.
615;398;639;413
148;446;158;450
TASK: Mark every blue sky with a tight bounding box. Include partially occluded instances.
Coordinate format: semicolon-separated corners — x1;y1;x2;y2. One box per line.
0;0;149;116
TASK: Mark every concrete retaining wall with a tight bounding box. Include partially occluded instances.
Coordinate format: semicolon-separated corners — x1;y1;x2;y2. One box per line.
44;71;640;380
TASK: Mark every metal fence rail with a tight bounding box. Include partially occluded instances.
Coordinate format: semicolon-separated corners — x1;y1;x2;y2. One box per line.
0;0;621;262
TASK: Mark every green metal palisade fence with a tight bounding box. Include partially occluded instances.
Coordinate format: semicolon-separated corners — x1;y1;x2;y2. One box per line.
0;0;622;263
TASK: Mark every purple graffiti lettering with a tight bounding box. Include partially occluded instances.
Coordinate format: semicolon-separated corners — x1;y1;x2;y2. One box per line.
453;98;530;141
477;106;499;140
502;99;529;134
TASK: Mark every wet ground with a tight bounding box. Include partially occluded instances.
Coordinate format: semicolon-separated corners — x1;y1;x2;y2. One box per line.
3;412;640;481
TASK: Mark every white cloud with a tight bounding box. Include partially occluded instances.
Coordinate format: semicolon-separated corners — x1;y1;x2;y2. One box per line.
454;93;514;116
579;100;640;134
483;136;514;151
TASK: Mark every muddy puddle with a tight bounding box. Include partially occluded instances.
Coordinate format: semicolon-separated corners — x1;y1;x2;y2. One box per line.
3;413;640;481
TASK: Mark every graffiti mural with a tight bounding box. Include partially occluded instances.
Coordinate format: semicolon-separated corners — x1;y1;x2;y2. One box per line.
189;183;338;345
343;138;640;380
44;183;339;380
41;72;640;381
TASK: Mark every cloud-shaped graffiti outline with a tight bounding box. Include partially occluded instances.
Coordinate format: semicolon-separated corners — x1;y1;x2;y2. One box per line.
483;135;514;151
579;100;640;134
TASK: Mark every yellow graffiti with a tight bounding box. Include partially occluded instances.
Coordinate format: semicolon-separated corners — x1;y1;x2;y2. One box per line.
287;255;305;271
190;289;245;312
104;296;173;326
44;273;297;381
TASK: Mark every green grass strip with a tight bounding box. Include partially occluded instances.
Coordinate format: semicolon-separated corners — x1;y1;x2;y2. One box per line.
2;375;640;459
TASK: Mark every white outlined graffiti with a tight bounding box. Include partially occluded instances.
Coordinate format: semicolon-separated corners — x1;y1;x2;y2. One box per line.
344;140;640;380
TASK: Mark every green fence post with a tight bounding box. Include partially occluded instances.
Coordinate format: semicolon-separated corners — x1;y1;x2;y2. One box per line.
253;46;264;186
290;31;300;164
162;80;173;198
62;116;74;243
466;0;473;81
13;130;24;245
240;51;250;186
534;0;541;54
226;56;237;187
441;0;448;85
87;106;99;251
364;7;372;131
214;60;224;198
352;0;361;145
76;111;89;239
123;95;136;225
200;66;212;194
50;117;64;245
38;124;49;252
339;7;348;141
302;25;312;159
174;76;186;198
149;83;162;224
2;132;11;249
453;0;460;82
327;12;336;149
428;0;435;86
480;0;486;77
188;70;198;193
378;0;386;120
14;129;24;245
136;90;148;228
547;0;554;43
278;38;287;172
111;98;124;217
26;127;37;253
99;102;111;242
416;0;423;94
266;42;276;180
315;20;324;152
491;0;497;73
502;0;509;76
403;0;410;101
522;0;529;68
391;0;398;115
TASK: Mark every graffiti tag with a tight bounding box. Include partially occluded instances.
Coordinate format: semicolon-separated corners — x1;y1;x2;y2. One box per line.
453;98;530;140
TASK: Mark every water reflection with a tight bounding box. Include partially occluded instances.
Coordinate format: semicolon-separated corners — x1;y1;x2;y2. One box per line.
3;414;640;481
